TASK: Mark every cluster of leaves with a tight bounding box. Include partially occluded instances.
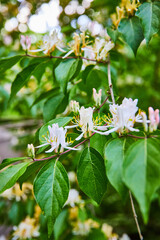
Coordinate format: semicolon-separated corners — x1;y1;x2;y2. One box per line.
0;0;160;239
108;1;160;55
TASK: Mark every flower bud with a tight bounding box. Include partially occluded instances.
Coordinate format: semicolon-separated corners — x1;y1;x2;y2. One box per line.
27;144;35;159
20;35;31;51
70;100;80;113
93;88;102;106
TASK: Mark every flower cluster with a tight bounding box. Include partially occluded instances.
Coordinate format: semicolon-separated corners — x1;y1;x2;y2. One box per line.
20;31;114;62
111;0;140;28
34;90;159;155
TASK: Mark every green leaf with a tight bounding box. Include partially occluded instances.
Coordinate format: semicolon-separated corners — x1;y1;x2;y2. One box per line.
104;138;127;199
107;27;119;43
32;60;52;81
123;138;160;223
0;55;23;74
0;162;30;193
43;92;67;122
90;134;109;156
55;59;82;92
39;117;72;144
31;87;60;107
18;161;46;189
118;17;144;55
9;63;39;102
54;209;68;240
34;160;69;237
0;157;30;170
77;147;107;204
136;2;160;44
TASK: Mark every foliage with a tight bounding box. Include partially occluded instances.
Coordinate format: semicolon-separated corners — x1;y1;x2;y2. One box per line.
0;0;160;239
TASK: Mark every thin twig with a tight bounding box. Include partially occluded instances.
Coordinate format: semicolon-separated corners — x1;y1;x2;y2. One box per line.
107;55;115;104
126;134;146;139
93;96;110;113
129;191;143;240
24;54;108;64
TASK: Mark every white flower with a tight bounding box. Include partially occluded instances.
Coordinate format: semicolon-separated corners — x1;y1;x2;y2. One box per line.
148;107;159;132
36;123;77;153
137;107;159;132
99;41;114;60
65;189;82;207
68;171;77;183
12;217;39;240
20;35;31;51
93;88;102;106
94;98;139;135
66;106;108;140
31;30;65;55
120;233;131;240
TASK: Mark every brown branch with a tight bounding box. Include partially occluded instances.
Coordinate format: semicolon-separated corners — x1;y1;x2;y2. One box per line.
129;191;143;240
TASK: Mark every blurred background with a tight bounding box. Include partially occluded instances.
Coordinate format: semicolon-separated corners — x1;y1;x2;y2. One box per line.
0;0;160;239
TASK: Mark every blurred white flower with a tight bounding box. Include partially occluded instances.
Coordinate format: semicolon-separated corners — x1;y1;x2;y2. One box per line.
31;30;65;55
68;171;77;183
120;233;131;240
65;189;82;207
72;219;99;236
1;183;32;201
12;217;39;240
36;123;77;153
20;35;31;51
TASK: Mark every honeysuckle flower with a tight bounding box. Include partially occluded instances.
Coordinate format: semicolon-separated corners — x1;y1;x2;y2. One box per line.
72;219;99;236
65;189;82;207
121;0;140;15
68;171;77;183
20;35;31;51
27;143;35;158
93;88;102;106
70;100;80;113
31;30;65;55
12;217;40;240
36;123;77;153
148;107;159;132
65;106;108;140
111;6;125;28
63;32;89;58
94;38;114;61
120;234;131;240
94;98;140;135
1;183;32;201
137;107;159;132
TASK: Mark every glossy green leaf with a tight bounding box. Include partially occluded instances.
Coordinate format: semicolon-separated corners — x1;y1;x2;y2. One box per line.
0;55;23;74
136;2;160;44
9;63;39;102
0;157;30;170
0;162;30;193
43;92;66;122
90;134;109;156
55;58;82;92
34;160;69;237
123;138;160;223
104;138;127;199
118;17;144;55
77;147;107;204
31;87;60;107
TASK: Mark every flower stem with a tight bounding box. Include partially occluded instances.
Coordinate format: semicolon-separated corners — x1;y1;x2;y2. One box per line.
107;54;115;104
129;191;143;240
24;54;108;64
